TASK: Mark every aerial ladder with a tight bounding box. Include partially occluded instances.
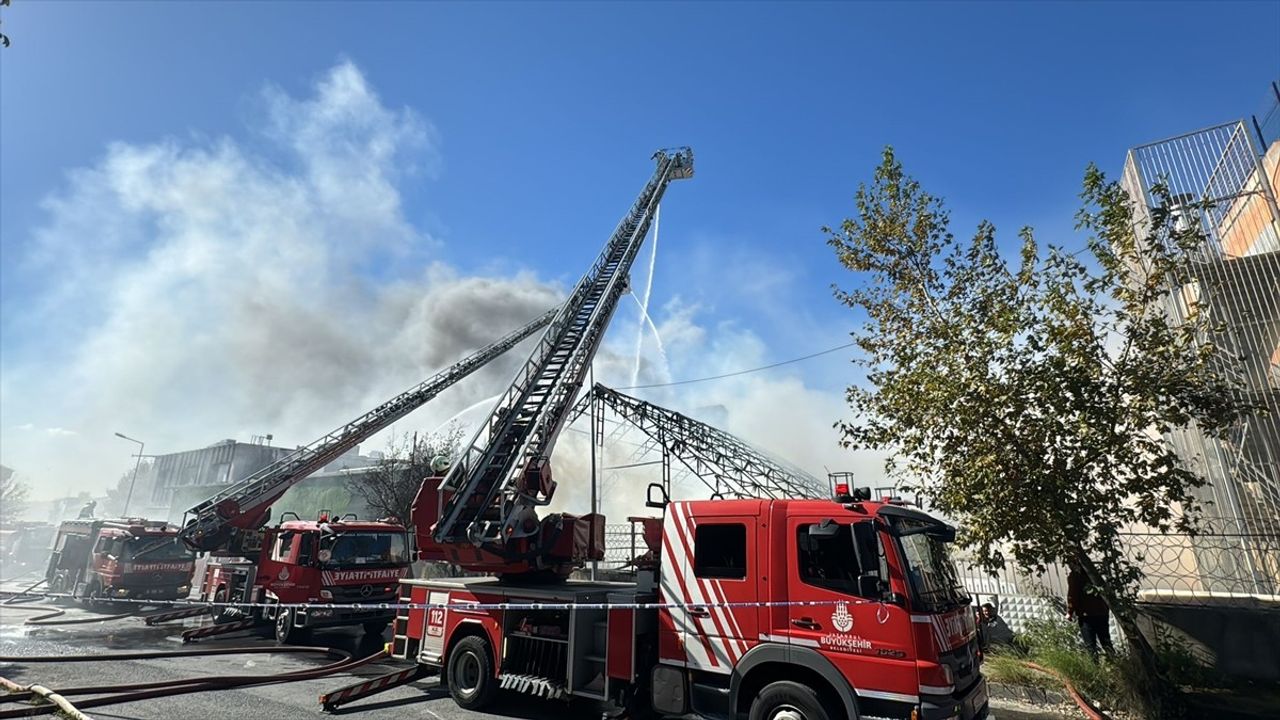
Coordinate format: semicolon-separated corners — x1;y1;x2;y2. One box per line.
418;148;694;576
179;308;557;552
571;383;827;501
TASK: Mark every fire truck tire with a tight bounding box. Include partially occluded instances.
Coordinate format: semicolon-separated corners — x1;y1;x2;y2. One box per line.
274;609;312;645
446;635;497;710
749;681;835;720
81;580;103;609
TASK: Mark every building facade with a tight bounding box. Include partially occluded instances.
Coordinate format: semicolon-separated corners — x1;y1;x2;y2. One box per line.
150;438;293;510
1120;92;1280;597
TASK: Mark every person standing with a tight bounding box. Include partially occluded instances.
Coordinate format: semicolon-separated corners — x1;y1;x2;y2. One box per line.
1067;562;1114;659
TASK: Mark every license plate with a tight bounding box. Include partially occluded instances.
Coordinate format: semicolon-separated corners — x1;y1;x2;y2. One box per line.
966;680;988;718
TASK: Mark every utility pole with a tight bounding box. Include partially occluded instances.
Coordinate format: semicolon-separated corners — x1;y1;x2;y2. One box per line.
114;432;145;517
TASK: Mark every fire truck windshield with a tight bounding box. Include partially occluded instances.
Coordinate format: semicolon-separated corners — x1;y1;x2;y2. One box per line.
892;519;969;612
125;536;195;562
317;532;409;567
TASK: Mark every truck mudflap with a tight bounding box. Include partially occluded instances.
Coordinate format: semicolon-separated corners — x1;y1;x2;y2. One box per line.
919;677;988;720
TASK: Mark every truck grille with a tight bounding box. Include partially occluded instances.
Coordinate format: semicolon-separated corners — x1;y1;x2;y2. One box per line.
328;585;397;604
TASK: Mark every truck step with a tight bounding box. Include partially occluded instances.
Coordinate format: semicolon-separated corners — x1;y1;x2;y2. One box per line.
498;674;568;700
143;605;210;625
320;663;430;711
181;618;257;643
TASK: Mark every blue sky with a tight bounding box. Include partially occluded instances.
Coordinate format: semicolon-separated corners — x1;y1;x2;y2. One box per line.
1;1;1276;500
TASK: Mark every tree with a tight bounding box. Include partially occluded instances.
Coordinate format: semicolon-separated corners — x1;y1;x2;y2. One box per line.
102;461;155;517
825;148;1254;716
346;426;465;529
1;467;30;526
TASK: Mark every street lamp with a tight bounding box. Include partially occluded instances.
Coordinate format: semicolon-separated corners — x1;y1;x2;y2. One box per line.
114;432;145;517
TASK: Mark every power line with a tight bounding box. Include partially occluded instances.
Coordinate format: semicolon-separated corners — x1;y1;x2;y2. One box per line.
616;341;856;390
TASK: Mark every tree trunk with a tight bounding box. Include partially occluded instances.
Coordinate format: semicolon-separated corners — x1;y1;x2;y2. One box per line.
1075;553;1176;718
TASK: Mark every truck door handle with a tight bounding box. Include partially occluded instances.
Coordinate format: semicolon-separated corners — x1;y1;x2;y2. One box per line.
689;607;711;618
791;617;821;630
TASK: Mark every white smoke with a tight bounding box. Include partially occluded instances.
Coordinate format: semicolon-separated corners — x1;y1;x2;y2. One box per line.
0;61;884;525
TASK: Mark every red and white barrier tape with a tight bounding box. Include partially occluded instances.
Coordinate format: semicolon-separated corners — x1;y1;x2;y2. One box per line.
0;589;880;613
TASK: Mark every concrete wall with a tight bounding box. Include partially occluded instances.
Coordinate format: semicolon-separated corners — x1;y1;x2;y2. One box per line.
1136;600;1280;682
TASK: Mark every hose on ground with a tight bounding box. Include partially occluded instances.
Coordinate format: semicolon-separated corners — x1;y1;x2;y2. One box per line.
1020;660;1112;720
24;686;91;720
0;580;47;605
0;646;388;718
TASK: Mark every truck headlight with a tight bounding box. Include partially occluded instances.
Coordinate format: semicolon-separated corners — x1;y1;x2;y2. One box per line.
115;588;130;597
320;590;333;600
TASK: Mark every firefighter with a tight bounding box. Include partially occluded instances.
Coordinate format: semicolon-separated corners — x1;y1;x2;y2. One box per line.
77;500;97;519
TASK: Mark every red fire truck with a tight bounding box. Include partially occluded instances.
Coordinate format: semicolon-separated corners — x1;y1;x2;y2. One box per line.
396;487;985;720
44;518;195;604
319;148;987;720
197;512;412;643
177;311;556;643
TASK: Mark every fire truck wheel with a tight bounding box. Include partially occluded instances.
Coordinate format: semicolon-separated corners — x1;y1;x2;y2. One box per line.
81;580;103;609
447;635;497;709
274;609;312;645
749;681;836;720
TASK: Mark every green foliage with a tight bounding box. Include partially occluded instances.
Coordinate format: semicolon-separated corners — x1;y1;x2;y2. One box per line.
345;426;465;528
826;148;1251;594
827;148;1256;717
981;654;1059;691
988;617;1225;716
275;483;362;520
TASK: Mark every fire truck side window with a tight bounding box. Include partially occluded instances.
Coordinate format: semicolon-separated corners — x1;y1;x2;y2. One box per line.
272;533;295;562
296;534;314;565
94;536;111;554
797;523;862;595
694;523;746;580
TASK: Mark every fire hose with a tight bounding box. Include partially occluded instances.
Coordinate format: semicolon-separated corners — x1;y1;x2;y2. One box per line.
0;645;388;718
1019;660;1112;720
0;580;47;605
0;599;151;626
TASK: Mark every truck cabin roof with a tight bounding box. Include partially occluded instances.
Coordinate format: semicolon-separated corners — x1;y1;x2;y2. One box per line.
680;498;951;528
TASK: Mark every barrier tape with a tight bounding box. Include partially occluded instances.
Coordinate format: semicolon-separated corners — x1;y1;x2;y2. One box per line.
0;589;877;613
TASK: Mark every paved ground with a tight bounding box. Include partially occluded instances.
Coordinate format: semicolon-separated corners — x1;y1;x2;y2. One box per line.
0;581;1066;720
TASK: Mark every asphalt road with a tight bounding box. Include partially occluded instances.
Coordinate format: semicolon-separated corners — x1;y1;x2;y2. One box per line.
0;582;1066;720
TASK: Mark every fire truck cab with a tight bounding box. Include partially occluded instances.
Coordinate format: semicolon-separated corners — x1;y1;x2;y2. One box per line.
0;521;55;576
44;518;195;603
391;488;987;720
198;512;413;644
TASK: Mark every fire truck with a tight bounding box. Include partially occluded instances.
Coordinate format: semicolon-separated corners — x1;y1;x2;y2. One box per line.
177;309;556;643
0;521;55;577
195;512;413;643
43;518;195;604
320;148;988;720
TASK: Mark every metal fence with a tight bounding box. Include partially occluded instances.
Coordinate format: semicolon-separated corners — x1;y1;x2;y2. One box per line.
1121;120;1280;573
601;523;643;571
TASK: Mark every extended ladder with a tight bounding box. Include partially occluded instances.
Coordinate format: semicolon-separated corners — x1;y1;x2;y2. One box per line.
180;308;557;551
434;148;694;547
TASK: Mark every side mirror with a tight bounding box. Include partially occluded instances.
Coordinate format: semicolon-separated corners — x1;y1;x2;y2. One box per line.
645;483;669;509
857;574;881;598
